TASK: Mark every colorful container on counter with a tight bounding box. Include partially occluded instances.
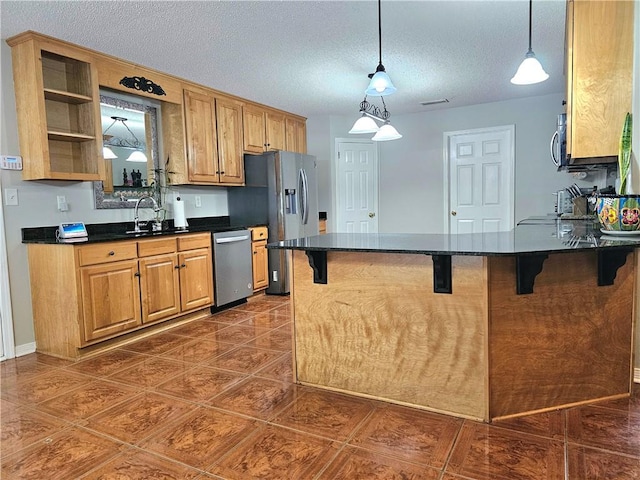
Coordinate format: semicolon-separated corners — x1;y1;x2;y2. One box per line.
596;194;640;232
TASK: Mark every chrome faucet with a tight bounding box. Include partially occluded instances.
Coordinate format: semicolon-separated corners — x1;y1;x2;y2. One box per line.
133;194;160;233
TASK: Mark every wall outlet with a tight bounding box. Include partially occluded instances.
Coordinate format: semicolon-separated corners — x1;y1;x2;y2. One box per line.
4;188;18;206
57;195;68;212
195;195;202;208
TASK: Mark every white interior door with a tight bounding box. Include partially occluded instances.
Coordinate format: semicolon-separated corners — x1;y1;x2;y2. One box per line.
444;126;515;234
336;139;379;233
0;179;15;360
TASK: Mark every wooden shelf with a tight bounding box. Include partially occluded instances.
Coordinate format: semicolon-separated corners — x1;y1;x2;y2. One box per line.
47;130;96;142
44;88;93;104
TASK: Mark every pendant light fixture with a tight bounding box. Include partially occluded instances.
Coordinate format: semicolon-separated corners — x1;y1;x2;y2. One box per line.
365;0;396;96
349;0;401;141
102;116;148;162
511;0;549;85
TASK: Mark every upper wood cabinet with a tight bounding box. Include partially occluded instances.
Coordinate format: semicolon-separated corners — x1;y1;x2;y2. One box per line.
183;88;244;185
285;116;307;154
566;0;634;163
7;32;105;181
243;105;298;153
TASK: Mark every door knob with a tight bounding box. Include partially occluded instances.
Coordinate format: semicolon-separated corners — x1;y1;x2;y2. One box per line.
369;212;376;218
451;211;457;216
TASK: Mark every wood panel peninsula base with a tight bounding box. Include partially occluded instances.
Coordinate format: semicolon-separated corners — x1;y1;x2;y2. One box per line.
276;230;638;422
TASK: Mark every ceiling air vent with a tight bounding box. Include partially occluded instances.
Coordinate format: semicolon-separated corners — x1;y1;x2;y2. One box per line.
420;99;449;106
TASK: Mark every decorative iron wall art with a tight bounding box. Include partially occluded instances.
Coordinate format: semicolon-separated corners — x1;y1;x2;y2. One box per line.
119;76;166;96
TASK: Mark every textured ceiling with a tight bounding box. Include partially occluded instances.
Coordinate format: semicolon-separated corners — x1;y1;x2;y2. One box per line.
0;0;567;118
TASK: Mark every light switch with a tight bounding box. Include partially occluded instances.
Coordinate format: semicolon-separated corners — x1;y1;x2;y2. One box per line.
4;188;18;206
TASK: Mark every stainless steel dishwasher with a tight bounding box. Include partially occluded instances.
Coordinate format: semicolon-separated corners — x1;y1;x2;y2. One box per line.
212;229;253;306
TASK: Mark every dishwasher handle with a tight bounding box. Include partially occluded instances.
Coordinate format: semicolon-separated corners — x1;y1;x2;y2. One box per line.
215;235;250;244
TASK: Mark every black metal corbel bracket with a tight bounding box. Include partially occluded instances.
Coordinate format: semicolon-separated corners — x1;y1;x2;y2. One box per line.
516;254;548;294
597;248;633;286
305;250;327;284
432;255;452;294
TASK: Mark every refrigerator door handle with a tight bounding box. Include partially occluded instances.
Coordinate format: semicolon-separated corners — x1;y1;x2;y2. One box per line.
299;168;309;225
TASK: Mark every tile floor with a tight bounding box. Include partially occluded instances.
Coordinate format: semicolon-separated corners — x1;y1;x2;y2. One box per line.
1;294;639;479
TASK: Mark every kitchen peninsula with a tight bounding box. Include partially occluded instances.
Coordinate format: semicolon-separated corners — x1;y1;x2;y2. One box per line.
271;223;638;422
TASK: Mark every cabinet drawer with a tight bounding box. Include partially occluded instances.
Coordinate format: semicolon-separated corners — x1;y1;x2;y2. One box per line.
137;237;177;257
77;241;137;266
251;226;268;241
177;233;211;251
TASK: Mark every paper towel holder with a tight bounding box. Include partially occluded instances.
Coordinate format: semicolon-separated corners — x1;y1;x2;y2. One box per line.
174;196;189;231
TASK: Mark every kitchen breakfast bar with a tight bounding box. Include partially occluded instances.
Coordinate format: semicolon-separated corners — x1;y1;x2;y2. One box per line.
269;224;639;422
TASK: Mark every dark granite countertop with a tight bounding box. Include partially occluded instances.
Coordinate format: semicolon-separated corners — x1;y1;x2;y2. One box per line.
22;216;265;245
268;221;640;256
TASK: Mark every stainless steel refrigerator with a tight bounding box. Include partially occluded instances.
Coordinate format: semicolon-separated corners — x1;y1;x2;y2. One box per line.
228;151;319;294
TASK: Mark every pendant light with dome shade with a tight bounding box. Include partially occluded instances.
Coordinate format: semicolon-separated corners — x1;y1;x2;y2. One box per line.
511;0;549;85
102;116;148;163
365;0;396;96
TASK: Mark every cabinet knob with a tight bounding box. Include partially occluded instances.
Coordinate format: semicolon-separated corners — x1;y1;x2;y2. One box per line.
174;265;180;269
134;272;140;277
181;263;186;268
220;171;225;175
108;251;115;256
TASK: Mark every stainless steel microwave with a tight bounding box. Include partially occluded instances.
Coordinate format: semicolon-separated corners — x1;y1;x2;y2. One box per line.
550;113;567;168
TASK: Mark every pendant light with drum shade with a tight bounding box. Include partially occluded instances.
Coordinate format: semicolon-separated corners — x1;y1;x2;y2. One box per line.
511;0;549;85
349;0;402;141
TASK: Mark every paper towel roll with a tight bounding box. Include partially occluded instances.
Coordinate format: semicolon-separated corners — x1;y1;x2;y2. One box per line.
173;197;188;229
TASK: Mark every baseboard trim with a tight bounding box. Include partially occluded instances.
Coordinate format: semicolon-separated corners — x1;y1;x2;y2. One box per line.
635;368;640;384
14;342;36;357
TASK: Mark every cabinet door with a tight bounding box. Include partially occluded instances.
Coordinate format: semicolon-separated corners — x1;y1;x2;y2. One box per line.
184;89;219;183
243;105;266;154
252;239;269;291
568;0;634;160
139;253;181;323
285;117;307;154
216;97;245;184
265;111;285;151
80;259;141;342
178;248;213;311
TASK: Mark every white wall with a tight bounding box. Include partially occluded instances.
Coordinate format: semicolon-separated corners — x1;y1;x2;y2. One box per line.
308;93;609;234
0;42;229;349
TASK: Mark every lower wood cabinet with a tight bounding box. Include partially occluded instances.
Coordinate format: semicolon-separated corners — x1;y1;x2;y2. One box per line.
26;232;213;359
250;226;269;292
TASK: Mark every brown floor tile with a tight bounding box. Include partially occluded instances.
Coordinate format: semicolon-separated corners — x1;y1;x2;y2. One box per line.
446;422;565;480
155;365;246;402
1;369;92;405
167;319;228;338
567;444;640;479
255;352;294;383
208;309;254;324
85;392;193;444
271;388;374;441
210;376;299;420
206;345;285;374
36;379;138;422
238;311;291;329
121;332;189;355
209;424;338;479
1;353;70;382
159;337;236;363
349;403;462;469
207;324;272;345
80;447;202;479
492;409;565;440
141;406;261;469
318;446;441;479
249;326;293;351
1;426;122;479
228;301;281;314
64;349;148;377
1;407;69;458
107;356;192;388
567;405;640;457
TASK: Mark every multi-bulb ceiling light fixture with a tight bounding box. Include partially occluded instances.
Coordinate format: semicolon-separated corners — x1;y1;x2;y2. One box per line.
511;0;549;85
102;115;148;162
349;0;402;141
